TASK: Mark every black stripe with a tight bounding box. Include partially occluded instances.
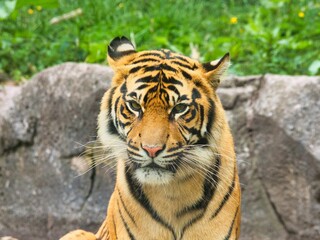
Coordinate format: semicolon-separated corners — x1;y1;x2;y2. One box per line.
136;83;150;90
184;108;197;123
120;82;127;95
160;88;169;103
167;85;180;98
143;63;177;73
127;149;142;157
107;116;117;135
165;161;179;173
146;84;158;93
192;88;201;100
143;85;159;104
128;92;137;98
176;125;189;143
161;63;177;72
167;143;182;152
120;105;130;119
179;157;221;238
139;52;164;58
223;207;239;240
194;80;204;88
162;152;180;158
127;157;144;170
195;138;209;145
181;69;192;80
114;96;120;116
107;88;118;135
117;188;136;226
119;120;131;129
136;74;160;83
175;55;192;64
206;99;215;133
182;126;201;137
132;58;159;64
128;140;139;151
177;156;221;218
178;94;189;101
107;87;116;107
163;76;183;86
180;212;203;239
117;200;136;240
198;105;204;136
210;165;236;220
125;166;177;239
144;65;161;72
171;60;194;70
143;93;151;105
129;65;146;74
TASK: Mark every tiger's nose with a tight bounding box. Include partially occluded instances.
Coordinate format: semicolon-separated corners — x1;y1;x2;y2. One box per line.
142;145;164;158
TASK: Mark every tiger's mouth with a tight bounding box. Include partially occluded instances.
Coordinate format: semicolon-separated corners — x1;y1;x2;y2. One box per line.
127;153;181;184
131;159;178;173
142;161;167;170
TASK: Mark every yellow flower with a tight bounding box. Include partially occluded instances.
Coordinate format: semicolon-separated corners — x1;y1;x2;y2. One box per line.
28;9;34;15
298;11;305;18
230;17;238;24
36;6;42;11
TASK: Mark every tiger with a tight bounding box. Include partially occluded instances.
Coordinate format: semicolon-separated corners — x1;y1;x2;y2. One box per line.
60;36;241;240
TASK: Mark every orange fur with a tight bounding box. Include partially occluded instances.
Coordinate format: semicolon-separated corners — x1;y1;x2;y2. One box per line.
60;37;241;240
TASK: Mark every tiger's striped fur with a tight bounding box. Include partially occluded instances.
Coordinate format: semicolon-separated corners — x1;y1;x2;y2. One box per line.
60;36;241;240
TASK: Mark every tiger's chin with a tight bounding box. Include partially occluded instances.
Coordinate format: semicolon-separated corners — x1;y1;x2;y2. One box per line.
134;168;175;185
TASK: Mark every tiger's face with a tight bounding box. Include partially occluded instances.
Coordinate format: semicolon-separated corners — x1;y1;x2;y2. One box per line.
98;37;230;185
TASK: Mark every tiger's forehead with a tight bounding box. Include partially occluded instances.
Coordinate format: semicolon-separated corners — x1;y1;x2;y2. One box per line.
121;50;205;107
123;49;204;85
132;49;200;70
125;69;193;106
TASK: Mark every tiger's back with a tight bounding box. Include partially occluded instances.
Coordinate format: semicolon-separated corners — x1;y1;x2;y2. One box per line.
61;37;241;240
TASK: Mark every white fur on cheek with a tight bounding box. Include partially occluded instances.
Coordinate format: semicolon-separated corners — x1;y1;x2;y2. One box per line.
98;109;127;159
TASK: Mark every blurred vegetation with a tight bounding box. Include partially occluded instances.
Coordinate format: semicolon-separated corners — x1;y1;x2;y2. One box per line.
0;0;319;81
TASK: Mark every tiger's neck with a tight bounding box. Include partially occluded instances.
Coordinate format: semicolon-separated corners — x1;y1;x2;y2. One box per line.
119;161;211;223
101;151;238;239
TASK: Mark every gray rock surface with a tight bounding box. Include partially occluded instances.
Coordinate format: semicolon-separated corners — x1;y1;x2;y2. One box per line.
219;74;320;240
0;64;319;239
0;63;114;239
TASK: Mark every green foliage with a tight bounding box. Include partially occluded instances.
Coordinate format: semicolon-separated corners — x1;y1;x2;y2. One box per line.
0;0;319;81
15;0;59;9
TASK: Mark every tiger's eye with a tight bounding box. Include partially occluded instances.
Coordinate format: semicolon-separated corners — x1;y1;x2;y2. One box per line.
129;101;141;111
172;104;188;114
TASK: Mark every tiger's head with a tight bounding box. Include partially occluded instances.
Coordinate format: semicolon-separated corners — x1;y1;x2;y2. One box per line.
98;37;230;185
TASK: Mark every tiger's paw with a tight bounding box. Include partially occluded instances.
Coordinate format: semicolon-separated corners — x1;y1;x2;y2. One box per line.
59;230;96;240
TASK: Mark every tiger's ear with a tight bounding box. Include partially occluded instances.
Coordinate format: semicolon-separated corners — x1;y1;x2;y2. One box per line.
202;53;230;89
107;36;136;68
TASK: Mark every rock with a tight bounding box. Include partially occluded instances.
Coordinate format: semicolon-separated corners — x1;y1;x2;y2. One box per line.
250;75;320;240
218;74;320;240
0;63;115;239
0;64;319;240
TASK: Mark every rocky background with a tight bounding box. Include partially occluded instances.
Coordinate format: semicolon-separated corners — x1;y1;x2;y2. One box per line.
0;63;319;240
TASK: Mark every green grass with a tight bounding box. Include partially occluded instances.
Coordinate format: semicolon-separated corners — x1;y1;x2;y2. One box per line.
0;0;319;81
